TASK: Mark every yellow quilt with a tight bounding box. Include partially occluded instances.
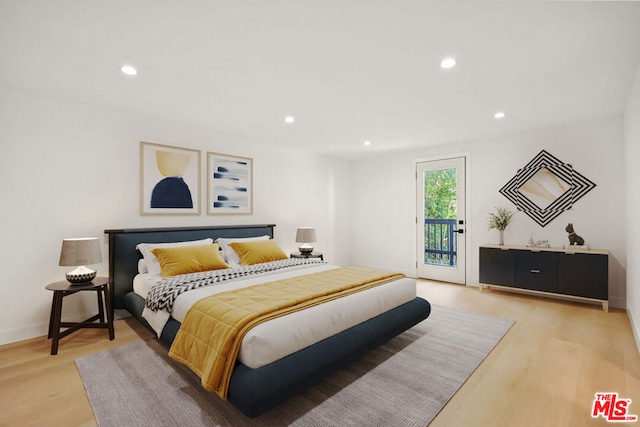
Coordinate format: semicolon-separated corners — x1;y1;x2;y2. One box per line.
168;266;404;399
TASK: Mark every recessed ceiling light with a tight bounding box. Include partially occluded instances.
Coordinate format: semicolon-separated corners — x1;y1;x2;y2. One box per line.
363;141;371;146
440;57;456;69
494;111;506;119
121;65;138;76
284;116;295;124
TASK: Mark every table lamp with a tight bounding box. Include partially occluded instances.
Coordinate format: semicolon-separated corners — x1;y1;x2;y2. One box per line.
59;237;102;283
295;227;316;254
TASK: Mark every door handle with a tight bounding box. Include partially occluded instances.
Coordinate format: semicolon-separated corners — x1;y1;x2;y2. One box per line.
455;229;464;234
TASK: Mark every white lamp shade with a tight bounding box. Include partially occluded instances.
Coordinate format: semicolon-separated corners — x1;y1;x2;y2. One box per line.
295;227;317;244
59;237;102;267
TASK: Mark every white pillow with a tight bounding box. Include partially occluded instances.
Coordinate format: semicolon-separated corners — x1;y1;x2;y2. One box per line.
216;235;270;266
136;238;214;277
137;258;148;274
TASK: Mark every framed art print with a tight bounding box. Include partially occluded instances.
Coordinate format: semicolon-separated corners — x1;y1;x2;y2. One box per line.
140;141;201;215
207;152;253;215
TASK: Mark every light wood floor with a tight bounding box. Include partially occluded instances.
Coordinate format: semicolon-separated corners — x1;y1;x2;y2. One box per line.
1;280;638;427
418;280;640;427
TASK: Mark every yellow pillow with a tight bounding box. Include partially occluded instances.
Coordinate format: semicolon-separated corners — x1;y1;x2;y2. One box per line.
151;244;229;278
228;239;288;265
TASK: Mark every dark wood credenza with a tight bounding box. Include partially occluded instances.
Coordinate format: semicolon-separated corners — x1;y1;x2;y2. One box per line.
479;244;609;311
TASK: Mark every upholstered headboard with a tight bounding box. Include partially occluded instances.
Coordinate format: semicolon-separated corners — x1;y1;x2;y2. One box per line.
104;224;275;309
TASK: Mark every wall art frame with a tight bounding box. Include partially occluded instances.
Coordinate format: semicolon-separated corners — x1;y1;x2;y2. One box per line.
140;141;201;215
499;149;596;227
207;151;253;215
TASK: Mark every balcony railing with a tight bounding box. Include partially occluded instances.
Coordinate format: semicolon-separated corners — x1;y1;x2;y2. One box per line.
424;218;457;267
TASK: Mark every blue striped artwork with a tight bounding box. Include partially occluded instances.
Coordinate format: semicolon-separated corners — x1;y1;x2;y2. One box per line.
208;153;252;214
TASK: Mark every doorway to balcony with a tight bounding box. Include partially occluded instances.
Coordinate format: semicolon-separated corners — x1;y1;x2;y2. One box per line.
416;157;466;284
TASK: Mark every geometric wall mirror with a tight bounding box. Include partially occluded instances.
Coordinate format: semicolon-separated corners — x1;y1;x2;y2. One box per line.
499;150;596;227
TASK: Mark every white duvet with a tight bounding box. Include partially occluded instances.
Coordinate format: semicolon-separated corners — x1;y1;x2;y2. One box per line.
136;264;416;369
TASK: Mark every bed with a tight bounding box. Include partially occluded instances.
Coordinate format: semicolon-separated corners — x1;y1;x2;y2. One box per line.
105;224;431;417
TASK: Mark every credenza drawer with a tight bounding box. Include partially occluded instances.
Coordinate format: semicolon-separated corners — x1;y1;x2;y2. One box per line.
515;250;557;272
515;269;557;293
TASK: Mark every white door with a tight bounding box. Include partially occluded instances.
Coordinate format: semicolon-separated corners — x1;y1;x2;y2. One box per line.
416;157;466;284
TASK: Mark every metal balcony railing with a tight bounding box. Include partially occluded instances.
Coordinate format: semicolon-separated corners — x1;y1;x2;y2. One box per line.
424;218;457;267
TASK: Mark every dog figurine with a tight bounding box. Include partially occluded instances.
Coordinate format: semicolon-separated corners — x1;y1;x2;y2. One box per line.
565;223;585;246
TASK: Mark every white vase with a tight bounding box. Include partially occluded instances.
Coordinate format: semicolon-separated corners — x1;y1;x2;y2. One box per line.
499;229;505;246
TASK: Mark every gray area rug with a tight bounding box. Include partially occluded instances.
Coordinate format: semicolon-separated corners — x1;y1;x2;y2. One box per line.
76;305;514;427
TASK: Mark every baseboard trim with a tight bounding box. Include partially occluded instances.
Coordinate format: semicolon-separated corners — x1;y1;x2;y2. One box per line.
0;311;131;346
627;308;640;355
0;323;48;346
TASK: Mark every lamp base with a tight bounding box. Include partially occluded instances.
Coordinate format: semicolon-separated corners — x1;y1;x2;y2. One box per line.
298;245;314;254
66;266;97;284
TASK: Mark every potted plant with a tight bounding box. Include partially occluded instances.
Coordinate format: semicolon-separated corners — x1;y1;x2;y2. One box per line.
487;207;515;245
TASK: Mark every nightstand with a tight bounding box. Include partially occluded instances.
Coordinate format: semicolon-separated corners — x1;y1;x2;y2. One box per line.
290;252;324;261
45;277;114;355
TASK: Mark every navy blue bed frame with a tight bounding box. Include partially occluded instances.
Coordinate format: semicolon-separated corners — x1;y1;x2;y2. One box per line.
104;224;431;417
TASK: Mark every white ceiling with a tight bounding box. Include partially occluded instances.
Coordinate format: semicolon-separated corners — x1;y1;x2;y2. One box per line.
2;1;640;159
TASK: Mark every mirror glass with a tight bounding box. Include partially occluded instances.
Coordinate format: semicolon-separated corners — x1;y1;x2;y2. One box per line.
518;166;570;210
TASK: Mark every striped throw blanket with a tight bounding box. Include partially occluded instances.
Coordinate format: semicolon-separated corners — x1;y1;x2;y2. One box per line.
145;258;326;313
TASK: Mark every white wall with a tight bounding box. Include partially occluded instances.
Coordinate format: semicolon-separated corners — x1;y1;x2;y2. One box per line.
350;116;627;308
0;85;351;345
624;63;640;351
1;80;633;346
